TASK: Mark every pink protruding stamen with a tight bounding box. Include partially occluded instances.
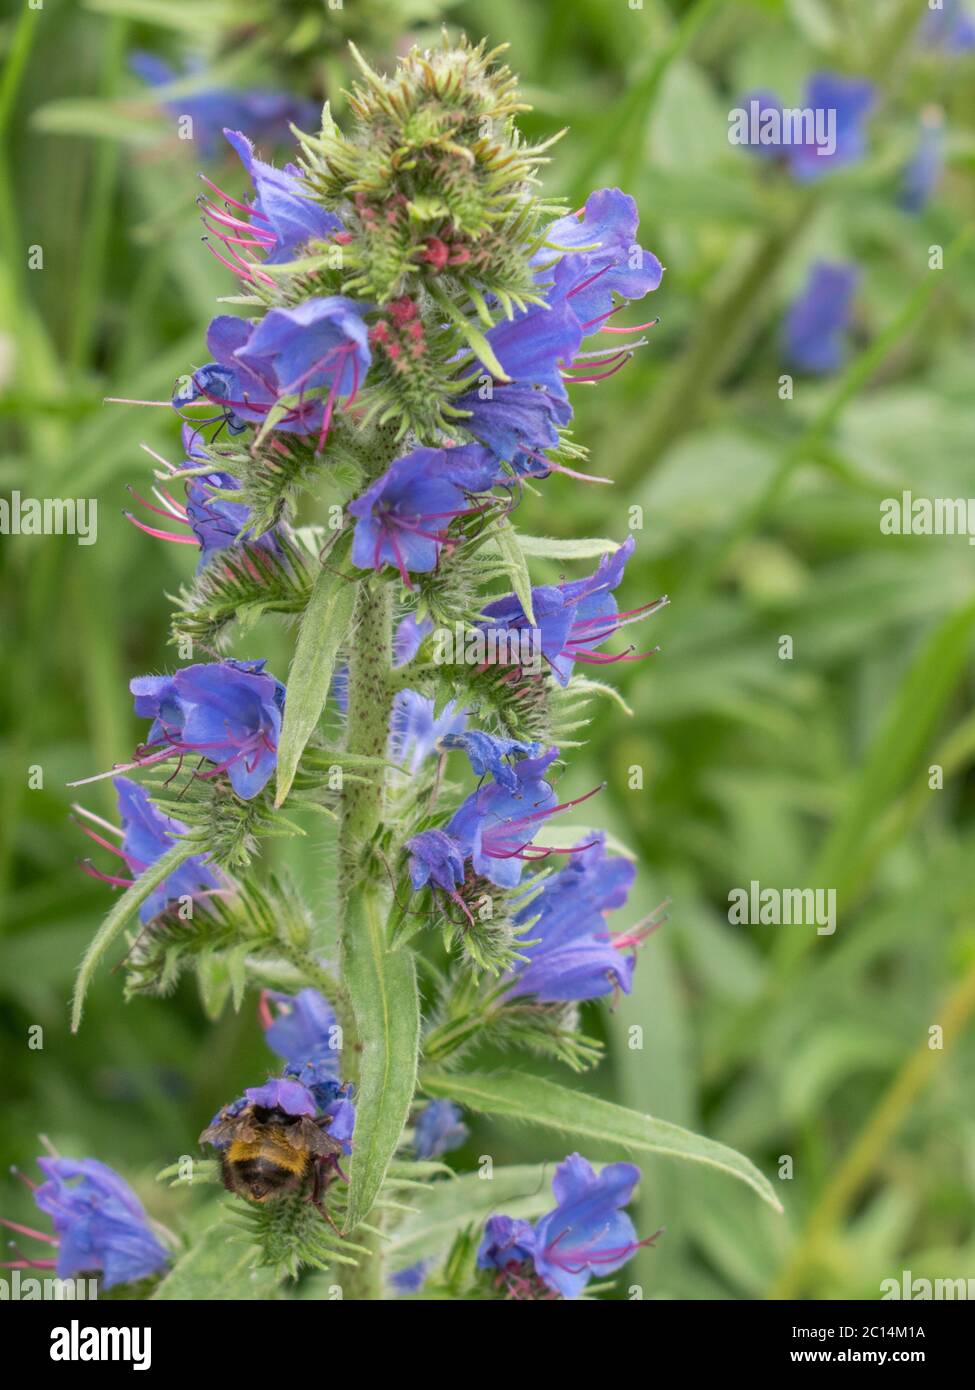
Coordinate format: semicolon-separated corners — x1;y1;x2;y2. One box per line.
0;1218;56;1244
124;513;198;544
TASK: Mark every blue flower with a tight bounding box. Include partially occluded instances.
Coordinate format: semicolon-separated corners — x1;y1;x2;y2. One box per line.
789;73;874;181
784;261;859;374
406;827;466;894
413;1101;469;1159
477;1214;537;1273
539;187;664;330
184;470;283;570
739;73;875;182
389;1260;430;1294
31;1157;170;1290
130;55;317;160
393;613;434;667
479;536;664;687
175;314;323;436
532;1155;643;1299
445;747;600;890
899;110;945;213
389;690;468;774
440;730;541;791
348;444;497;584
478;1154;645;1299
920;0;975;52
452;299;580;470
219;129;342;265
263;988;341;1085
238;297;372;424
130;657;285;800
112;777;220;924
510;833;642;1002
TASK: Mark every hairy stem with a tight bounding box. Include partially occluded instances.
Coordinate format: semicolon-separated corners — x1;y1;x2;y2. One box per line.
336;579;394;1300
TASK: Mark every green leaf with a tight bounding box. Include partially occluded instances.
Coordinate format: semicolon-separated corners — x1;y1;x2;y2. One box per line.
490;519;536;626
343;885;421;1233
387;1164;560;1268
274;561;356;806
432;290;512;381
152;1211;280;1301
71;840;204;1032
515;535;622;559
420;1069;783;1213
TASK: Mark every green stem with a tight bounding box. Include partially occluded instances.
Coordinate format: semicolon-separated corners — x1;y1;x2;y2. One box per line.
336;580;394;1300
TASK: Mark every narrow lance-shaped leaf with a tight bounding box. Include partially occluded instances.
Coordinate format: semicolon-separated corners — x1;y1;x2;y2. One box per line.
274;561;356;807
420;1069;783;1214
71;840;205;1032
343;884;421;1232
490;518;537;627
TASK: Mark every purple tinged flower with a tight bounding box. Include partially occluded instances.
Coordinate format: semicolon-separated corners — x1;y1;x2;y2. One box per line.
130;56;317;160
899;110;945;213
29;1157;170;1290
539;187;664;330
245;1077;317;1116
784;261;859;374
510;833;644;1002
129;657;285;800
108;777;220;924
389;690;468;774
348;444;498;585
393;613;434;667
440;730;541;791
479;536;664;687
477;1215;537;1273
406;828;466;893
413;1101;469;1159
532;1155;643;1299
445;747;600;890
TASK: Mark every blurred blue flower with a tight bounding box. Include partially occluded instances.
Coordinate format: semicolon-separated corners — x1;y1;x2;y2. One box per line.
784;261;859;374
264;988;341;1086
413;1101;469;1159
389;690;468;773
112;777;219;924
899;110;945;212
389;1259;431;1293
393;613;434;667
920;0;975;52
130;54;317;158
32;1157;170;1290
739;73;875;182
510;833;642;1002
130;657;285;799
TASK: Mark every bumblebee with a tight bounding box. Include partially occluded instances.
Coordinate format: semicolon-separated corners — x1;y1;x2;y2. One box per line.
200;1100;343;1209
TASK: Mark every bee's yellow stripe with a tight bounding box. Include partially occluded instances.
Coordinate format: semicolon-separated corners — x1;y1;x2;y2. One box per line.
227;1136;306;1175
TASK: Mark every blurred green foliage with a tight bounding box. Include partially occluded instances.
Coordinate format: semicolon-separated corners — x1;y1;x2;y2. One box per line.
1;0;974;1299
